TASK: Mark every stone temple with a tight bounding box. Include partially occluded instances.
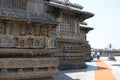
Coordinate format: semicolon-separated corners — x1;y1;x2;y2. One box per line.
0;0;94;80
46;0;94;69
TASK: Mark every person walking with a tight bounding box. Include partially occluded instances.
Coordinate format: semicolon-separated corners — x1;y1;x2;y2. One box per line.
96;52;100;60
91;52;95;60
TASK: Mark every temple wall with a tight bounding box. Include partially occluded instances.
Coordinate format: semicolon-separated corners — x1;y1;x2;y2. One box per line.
52;10;92;67
53;16;81;66
0;58;58;68
0;20;56;49
0;0;59;79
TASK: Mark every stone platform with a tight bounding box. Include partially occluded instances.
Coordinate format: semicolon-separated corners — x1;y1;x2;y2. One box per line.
55;57;120;80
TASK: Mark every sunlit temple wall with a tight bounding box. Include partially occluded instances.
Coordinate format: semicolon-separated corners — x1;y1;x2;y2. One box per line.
46;0;94;69
0;0;59;80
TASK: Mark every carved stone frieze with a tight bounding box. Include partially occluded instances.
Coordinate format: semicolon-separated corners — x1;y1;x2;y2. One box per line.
16;37;28;48
47;37;56;49
0;8;27;19
15;36;46;48
0;9;57;24
0;58;58;68
33;36;45;48
0;35;14;47
20;24;27;36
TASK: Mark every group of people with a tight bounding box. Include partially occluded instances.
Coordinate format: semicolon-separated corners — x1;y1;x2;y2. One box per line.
91;52;116;61
91;52;101;60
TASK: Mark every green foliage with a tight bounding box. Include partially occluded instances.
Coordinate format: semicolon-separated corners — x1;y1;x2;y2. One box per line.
112;48;117;51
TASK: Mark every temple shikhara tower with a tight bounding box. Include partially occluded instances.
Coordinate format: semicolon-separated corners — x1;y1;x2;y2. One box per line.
0;0;94;80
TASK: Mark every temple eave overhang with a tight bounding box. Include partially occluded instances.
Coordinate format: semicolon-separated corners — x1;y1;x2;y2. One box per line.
80;26;94;33
81;11;94;19
48;2;94;19
80;26;94;30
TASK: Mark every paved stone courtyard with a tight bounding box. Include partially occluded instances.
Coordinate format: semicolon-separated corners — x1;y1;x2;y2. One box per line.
55;57;120;80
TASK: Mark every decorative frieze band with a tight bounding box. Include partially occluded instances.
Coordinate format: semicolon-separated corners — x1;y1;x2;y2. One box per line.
0;58;59;68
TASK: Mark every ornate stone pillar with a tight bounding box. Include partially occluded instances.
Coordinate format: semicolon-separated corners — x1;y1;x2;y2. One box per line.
5;23;10;35
13;22;17;36
0;22;5;35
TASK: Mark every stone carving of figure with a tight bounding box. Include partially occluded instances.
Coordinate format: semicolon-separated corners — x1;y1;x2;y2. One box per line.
28;27;33;35
47;37;55;49
34;40;39;46
0;23;5;34
27;38;34;48
0;27;3;34
27;24;34;35
20;40;25;46
20;26;26;36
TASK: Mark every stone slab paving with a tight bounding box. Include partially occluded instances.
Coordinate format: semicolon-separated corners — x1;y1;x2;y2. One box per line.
55;56;120;80
55;60;97;80
102;57;120;80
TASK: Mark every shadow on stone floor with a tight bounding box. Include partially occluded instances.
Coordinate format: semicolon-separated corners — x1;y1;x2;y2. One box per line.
60;64;97;74
54;73;77;80
55;63;97;80
96;66;108;70
112;64;120;67
55;73;80;80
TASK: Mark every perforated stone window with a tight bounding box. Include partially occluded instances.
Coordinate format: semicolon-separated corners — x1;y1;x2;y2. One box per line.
59;18;76;34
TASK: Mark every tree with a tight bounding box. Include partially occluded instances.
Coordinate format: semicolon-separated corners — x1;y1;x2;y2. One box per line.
108;43;116;61
109;43;112;50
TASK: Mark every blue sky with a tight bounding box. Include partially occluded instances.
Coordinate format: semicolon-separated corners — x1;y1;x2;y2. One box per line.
69;0;120;49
